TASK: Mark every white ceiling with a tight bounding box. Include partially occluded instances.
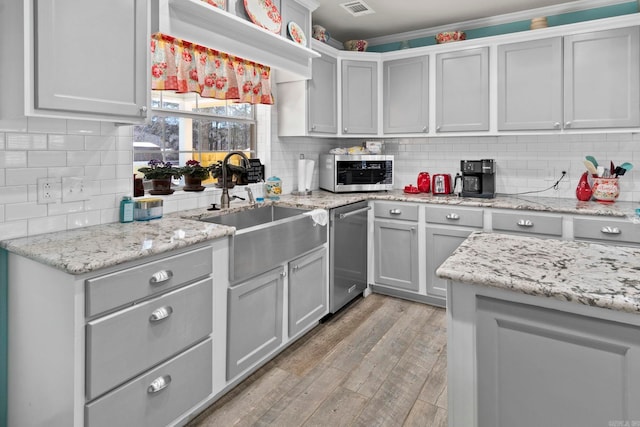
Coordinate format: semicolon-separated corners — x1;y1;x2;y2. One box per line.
311;0;598;42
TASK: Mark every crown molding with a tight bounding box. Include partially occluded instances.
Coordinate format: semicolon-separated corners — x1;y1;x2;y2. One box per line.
365;0;632;46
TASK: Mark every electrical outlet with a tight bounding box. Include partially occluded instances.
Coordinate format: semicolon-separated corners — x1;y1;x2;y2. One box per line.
62;176;89;202
37;178;61;204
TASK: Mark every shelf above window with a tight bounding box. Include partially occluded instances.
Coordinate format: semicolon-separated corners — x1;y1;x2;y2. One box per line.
154;0;320;82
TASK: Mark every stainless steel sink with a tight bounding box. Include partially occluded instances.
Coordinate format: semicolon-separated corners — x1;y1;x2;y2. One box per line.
200;205;327;283
200;205;308;231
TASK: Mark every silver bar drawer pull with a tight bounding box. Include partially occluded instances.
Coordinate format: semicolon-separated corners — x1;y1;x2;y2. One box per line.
149;306;173;323
601;226;621;235
389;209;402;215
147;375;171;394
446;213;460;220
517;219;533;227
149;270;173;284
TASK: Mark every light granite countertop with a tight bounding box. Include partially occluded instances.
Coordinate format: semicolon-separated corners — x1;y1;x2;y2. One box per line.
2;189;639;275
0;217;233;275
437;231;640;314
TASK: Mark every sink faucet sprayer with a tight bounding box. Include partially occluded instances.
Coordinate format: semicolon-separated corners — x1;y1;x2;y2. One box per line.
220;151;250;209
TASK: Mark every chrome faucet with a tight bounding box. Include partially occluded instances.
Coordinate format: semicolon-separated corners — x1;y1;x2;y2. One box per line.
220;151;250;208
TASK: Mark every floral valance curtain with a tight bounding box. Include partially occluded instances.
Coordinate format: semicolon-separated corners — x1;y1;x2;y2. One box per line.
150;33;274;105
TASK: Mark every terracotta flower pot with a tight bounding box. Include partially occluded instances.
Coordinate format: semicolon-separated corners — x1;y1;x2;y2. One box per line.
183;175;205;192
149;178;174;195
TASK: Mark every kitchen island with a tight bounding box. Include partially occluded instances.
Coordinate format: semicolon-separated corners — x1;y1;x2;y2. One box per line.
437;232;640;427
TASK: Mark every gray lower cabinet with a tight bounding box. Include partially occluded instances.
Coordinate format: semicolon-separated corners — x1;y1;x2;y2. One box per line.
288;248;327;337
497;37;563;131
342;59;378;134
425;206;484;299
373;217;419;292
383;55;429;134
85;339;212;427
475;296;640;427
564;26;640;129
492;211;563;238
227;267;284;380
436;47;489;132
573;216;640;247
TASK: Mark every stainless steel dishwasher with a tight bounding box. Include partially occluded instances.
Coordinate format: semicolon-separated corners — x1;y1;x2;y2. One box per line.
328;201;370;313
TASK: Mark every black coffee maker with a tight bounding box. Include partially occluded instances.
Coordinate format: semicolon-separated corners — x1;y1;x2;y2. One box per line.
460;159;496;198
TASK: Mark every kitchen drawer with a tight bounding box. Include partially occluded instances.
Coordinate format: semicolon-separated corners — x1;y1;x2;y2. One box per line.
85;338;212;427
426;206;483;228
86;246;212;317
492;211;562;237
574;216;640;246
86;278;212;400
374;201;419;221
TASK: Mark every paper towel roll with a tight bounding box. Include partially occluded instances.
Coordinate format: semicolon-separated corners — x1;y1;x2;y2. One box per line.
305;159;315;191
298;157;306;192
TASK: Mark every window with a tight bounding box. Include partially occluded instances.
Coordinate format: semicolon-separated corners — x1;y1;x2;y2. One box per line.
134;91;256;185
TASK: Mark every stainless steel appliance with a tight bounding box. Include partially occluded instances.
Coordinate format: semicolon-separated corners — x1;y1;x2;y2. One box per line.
328;201;370;313
320;154;394;193
461;159;496;198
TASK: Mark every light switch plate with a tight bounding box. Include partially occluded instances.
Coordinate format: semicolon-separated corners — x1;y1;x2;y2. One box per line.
62;176;89;202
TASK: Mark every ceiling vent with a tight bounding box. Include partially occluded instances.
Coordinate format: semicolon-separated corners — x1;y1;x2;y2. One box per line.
339;0;375;17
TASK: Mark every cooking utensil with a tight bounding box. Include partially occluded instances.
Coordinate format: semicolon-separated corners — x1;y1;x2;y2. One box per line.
610;161;615;176
583;160;598;176
614;166;626;177
596;166;605;177
585;155;598;168
619;162;633;172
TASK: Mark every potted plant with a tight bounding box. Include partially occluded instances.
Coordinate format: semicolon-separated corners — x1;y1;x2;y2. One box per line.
209;161;246;189
179;160;210;192
137;159;182;195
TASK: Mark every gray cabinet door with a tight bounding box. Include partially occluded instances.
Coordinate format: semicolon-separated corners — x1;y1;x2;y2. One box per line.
383;56;429;134
564;26;640;129
33;0;148;121
342;59;378;134
288;248;327;337
436;47;489;132
425;227;472;299
373;220;419;291
476;297;640;427
498;37;563;130
309;53;338;134
227;267;283;380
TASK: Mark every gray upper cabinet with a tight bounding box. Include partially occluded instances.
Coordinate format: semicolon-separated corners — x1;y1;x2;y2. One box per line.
32;0;148;122
498;37;563;131
436;47;489;132
564;26;640;129
342;59;378;134
309;52;338;134
383;56;429;134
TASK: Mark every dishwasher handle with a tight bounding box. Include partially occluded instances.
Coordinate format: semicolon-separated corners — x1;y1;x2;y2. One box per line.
338;206;371;220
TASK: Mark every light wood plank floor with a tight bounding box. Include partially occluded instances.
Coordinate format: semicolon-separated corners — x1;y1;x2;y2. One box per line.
188;294;447;427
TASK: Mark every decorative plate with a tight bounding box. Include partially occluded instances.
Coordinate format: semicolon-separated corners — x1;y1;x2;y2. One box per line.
244;0;282;34
202;0;226;10
287;21;306;45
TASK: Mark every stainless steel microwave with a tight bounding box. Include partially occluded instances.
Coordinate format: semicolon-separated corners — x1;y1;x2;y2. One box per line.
319;154;394;192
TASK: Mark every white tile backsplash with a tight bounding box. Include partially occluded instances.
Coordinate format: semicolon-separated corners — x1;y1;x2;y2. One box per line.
1;107;640;241
6;133;47;150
